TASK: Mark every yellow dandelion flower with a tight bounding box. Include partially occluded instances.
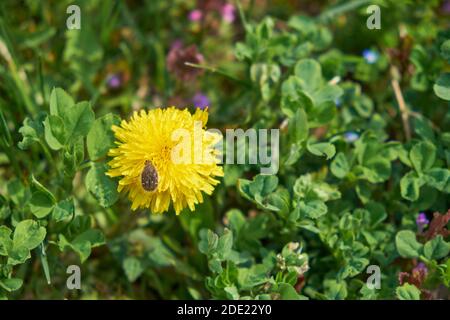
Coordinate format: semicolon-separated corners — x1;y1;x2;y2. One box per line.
107;107;223;214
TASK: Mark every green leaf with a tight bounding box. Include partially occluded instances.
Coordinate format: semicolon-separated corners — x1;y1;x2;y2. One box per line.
356;181;372;204
413;116;435;142
29;191;55;219
123;257;144;282
226;209;246;237
179;199;215;243
294;59;322;95
324;280;347;300
224;286;240;300
307;141;336;159
266;189;290;216
423;236;450;260
62;101;95;143
143;236;175;268
441;40;450;63
85;162;119;208
330;152;349;179
0;226;12;256
366;202;387;227
52;198;74;222
361;158;391;183
58;229;105;263
208;258;223;274
277;283;305;300
63;137;84;174
309;101;336;127
7;179;29;206
339;257;369;279
281;77;314;117
44;115;66;150
424;168;450;193
395;230;423;258
353;94;373;118
46;93;94;148
238;174;278;207
216;229;233;260
8;220;46;265
0;278;23;292
250;63;280;101
29;176;56;219
13;220;46;250
400;171;423;201
433;73;450;101
293;174;340;202
396;283;421;300
0;202;7;224
314;84;343;105
410;141;436;173
288;108;308;144
30;175;56;200
198;229;219;255
18;114;45;150
299;200;327;219
360;285;378;300
49;88;75;116
87;113;120;160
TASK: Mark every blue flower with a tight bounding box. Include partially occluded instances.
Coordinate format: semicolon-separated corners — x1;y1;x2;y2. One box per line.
362;49;379;64
192;93;210;110
344;132;359;143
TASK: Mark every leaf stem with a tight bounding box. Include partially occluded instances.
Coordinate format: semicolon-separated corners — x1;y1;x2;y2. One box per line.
38;243;51;285
184;62;251;87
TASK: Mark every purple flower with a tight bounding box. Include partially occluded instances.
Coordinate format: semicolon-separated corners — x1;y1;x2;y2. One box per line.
416;212;429;232
106;73;122;89
189;9;203;22
443;0;450;14
192;93;210;110
221;3;236;23
362;49;379;64
413;262;427;273
344;132;359;143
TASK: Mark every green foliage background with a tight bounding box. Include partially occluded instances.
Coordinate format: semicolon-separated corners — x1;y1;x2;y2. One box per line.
0;0;449;299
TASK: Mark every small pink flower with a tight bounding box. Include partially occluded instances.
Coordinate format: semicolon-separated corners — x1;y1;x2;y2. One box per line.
188;9;203;22
221;3;235;23
166;43;205;81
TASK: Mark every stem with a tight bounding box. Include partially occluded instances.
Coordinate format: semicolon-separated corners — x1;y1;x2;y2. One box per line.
184;62;251;87
0;17;37;116
38;55;46;107
38;140;55;167
77;160;93;171
318;0;374;22
235;0;249;29
390;66;411;141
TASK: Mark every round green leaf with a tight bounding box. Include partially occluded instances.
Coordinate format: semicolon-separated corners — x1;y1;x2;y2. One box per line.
29;191;55;219
395;230;423;258
433;73;450;101
85;163;119;208
87;113;120;161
